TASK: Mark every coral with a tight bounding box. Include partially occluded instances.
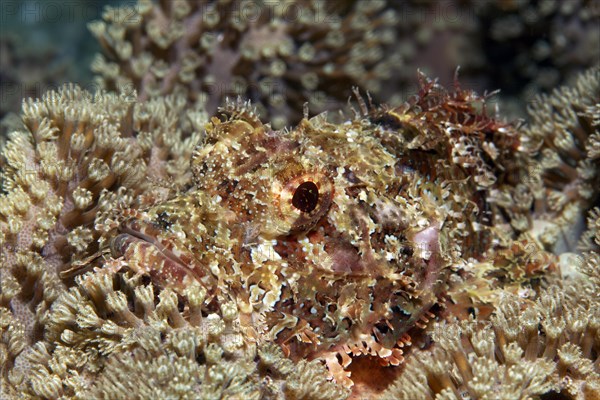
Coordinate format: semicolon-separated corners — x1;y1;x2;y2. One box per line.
577;205;600;289
483;66;600;258
579;207;600;255
1;64;597;399
0;84;201;358
382;184;600;400
320;0;600;121
584;103;600;160
462;0;600;119
376;1;490;107
2;267;348;399
381;265;600;400
89;0;399;129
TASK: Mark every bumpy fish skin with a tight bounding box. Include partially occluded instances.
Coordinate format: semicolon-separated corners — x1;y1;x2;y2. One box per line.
107;75;521;386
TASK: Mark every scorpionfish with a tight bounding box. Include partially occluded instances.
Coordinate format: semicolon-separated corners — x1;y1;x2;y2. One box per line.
102;75;521;386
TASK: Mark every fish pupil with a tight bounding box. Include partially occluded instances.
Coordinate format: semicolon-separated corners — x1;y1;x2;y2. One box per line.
292;181;319;213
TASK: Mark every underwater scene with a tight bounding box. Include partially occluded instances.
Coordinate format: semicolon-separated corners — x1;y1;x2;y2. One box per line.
0;0;598;399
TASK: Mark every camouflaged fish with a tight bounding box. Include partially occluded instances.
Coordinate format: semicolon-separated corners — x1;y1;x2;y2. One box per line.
98;74;520;385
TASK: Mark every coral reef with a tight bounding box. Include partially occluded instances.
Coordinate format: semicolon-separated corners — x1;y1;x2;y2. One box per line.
0;83;202;363
381;275;600;399
3;0;596;132
381;208;600;400
0;63;598;399
506;66;599;253
0;0;115;123
89;0;399;129
2;266;348;399
467;0;600;117
0;0;598;398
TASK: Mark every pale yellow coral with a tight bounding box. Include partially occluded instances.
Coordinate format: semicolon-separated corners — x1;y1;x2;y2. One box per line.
515;66;600;250
0;84;205;398
89;0;399;128
382;262;600;400
1;64;598;400
2;265;347;399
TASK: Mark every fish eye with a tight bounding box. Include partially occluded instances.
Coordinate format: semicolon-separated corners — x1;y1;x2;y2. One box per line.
262;163;334;237
292;181;319;213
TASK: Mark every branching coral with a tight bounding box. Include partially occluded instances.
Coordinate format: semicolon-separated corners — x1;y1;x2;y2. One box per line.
89;0;399;128
1;60;598;400
381;261;600;400
0;84;202;369
2;267;349;399
462;0;600;119
491;66;600;252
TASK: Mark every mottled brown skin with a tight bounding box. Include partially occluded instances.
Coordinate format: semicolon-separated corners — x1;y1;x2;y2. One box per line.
105;78;519;386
